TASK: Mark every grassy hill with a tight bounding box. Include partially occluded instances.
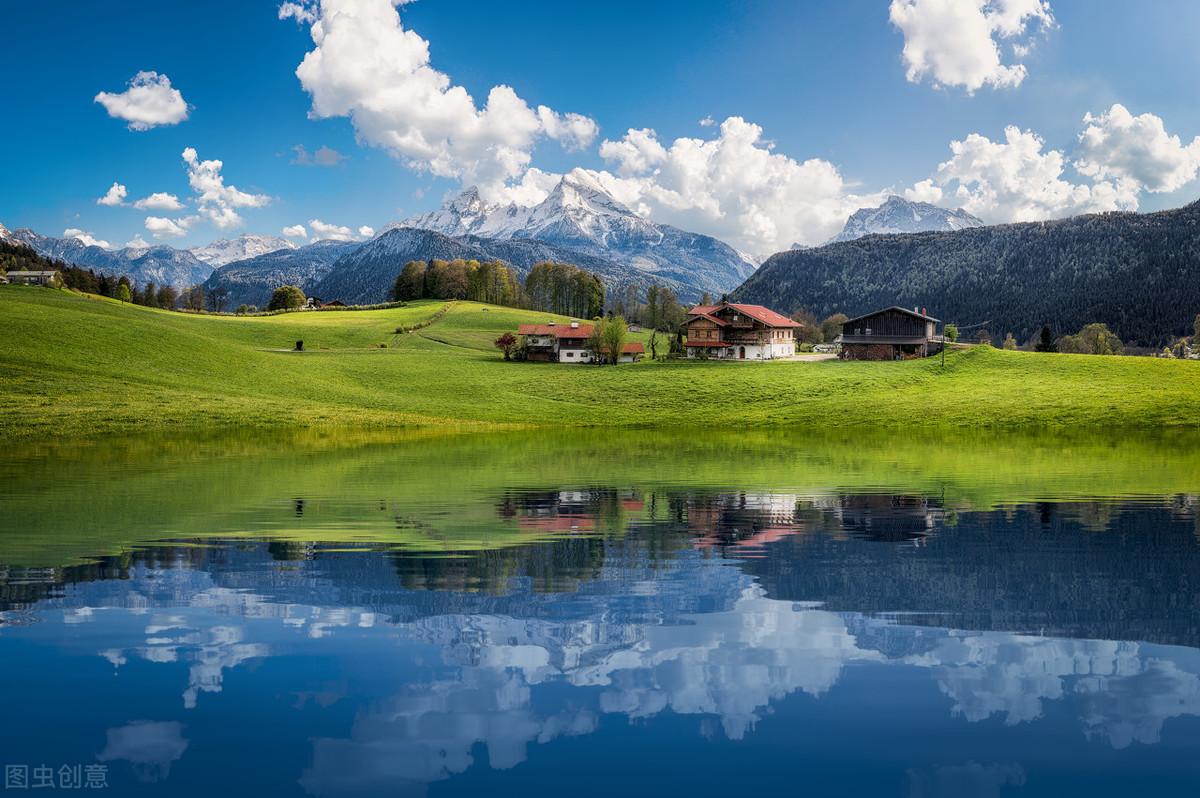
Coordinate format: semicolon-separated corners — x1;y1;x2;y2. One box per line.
2;285;1200;440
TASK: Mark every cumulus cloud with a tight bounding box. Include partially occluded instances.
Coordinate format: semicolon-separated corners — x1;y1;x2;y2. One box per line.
145;215;195;239
589;117;884;255
97;182;128;206
94;71;190;130
124;234;150;249
282;0;598;200
1075;104;1200;194
181;147;269;229
889;0;1054;93
291;144;348;166
133;192;185;211
63;228;113;249
306;218;374;242
281;224;308;239
921;125;1136;222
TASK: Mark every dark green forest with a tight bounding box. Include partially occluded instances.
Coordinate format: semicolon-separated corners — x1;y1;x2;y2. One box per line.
733;199;1200;346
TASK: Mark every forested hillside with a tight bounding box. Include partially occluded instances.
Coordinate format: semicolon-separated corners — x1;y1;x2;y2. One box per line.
733;199;1200;346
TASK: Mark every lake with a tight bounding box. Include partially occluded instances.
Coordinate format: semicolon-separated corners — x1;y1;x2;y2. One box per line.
1;429;1199;796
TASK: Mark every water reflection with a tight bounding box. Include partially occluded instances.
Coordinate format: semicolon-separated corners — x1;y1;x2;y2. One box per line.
1;430;1199;796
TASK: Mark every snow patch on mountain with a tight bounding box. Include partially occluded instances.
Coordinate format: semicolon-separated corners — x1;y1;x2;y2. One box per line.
831;196;984;243
190;234;298;267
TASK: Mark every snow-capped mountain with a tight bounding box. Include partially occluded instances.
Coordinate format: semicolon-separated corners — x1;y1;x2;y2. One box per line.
399;170;756;299
0;222;13;243
190;234;297;267
312;227;653;306
9;228;213;288
831;196;984;243
203;239;361;308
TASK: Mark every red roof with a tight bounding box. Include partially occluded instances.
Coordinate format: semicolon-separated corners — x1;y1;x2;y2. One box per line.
686;311;729;326
517;323;593;339
622;342;645;354
686;302;800;328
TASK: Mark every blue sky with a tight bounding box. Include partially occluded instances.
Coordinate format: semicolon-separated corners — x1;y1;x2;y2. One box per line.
3;0;1199;256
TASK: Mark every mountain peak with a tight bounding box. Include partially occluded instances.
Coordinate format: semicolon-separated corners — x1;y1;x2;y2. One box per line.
831;196;984;243
190;234;298;267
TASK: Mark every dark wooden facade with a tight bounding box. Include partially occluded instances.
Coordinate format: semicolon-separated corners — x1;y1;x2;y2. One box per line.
837;306;942;361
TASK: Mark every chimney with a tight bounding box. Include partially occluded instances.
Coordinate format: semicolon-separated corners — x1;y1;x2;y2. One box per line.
921;307;927;316
547;321;555;326
570;321;579;328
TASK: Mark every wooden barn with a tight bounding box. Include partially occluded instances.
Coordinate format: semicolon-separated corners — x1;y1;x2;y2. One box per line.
837;306;942;361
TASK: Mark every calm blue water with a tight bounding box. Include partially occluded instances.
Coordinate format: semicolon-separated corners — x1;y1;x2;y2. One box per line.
1;433;1199;796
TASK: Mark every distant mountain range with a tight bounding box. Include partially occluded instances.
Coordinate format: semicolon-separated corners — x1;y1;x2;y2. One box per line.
733;198;1200;347
398;170;758;298
830;196;984;243
8;228;214;288
7;173;758;305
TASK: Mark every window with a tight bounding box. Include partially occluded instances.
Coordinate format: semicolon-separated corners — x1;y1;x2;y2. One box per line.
566;351;574;358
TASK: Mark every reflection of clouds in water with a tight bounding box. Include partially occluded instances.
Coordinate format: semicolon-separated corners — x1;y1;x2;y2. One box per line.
97;720;188;782
63;558;1200;790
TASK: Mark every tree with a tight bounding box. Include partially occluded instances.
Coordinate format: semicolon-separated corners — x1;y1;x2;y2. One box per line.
1194;313;1200;343
139;281;157;307
586;318;606;364
1003;332;1018;350
1035;325;1057;352
207;286;229;313
646;284;661;330
393;260;427;301
649;330;659;360
1058;322;1123;355
115;283;132;303
975;330;993;345
943;323;959;343
792;309;821;345
156;284;178;310
494;332;519;361
268;284;306;311
820;313;849;343
182;284;205;311
600;315;628;365
699;291;713;306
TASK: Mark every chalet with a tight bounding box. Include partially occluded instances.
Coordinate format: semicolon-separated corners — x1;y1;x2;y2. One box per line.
4;270;60;286
683;301;800;360
836;306;942;360
516;321;646;364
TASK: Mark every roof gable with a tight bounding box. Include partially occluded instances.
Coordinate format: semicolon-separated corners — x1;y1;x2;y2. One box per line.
844;306;940;325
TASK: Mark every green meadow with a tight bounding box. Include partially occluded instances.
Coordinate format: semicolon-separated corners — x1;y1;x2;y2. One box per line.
2;284;1200;440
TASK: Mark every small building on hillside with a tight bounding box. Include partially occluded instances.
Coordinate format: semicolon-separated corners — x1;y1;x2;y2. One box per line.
682;301;800;360
516;321;646;364
837;306;942;360
5;270;61;286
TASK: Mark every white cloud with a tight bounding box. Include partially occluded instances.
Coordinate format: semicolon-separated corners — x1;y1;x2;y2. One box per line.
283;0;598;200
291;144;348;166
94;71;190;130
63;228;113;249
597;128;667;178
145;215;194;239
590;117;884;255
96;182;128;206
124;234;150;249
903;178;944;204
536;107;599;152
281;224;308;239
922;125;1136;222
1075;104;1200;194
307;218;375;242
133;192;185;211
699;116;716;128
889;0;1053;93
181;147;269;229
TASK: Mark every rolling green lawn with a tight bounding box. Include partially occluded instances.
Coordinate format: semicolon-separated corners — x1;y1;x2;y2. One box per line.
2;284;1200;440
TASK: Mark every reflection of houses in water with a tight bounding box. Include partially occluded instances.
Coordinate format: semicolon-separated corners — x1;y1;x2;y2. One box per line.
498;489;645;536
685;492;942;553
836;494;942;543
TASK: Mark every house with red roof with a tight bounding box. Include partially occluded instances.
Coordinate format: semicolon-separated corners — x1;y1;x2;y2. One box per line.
683;301;800;360
516;321;644;364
